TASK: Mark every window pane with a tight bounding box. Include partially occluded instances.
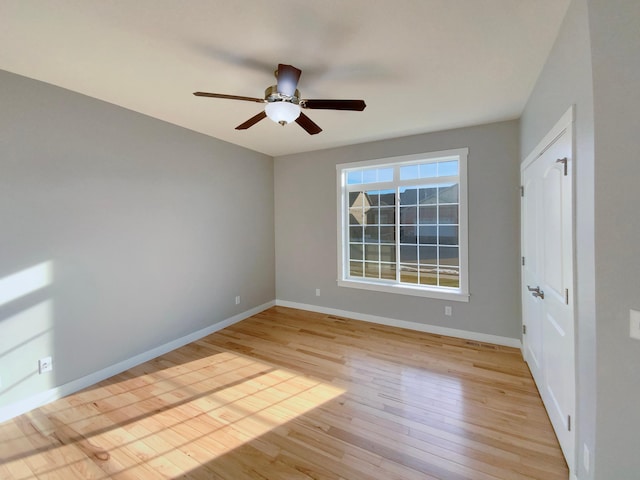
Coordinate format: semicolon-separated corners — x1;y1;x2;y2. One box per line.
399;226;417;244
367;190;386;207
367;207;380;224
378;168;393;182
400;245;418;263
439;246;459;266
380;263;396;280
349;226;363;242
418;225;437;244
379;207;395;224
349;244;363;261
349;207;363;225
400;164;419;180
418;186;438;204
438;160;458;176
380;226;395;244
379;190;396;206
365;244;379;261
439;183;459;203
347;171;363;185
380;245;396;262
349;191;363;207
439;226;459;246
365;262;379;278
400;264;419;284
419;266;438;286
349;261;363;277
400;206;417;224
354;167;393;184
364;226;379;243
419;163;438;178
399;187;417;205
418;205;437;224
363;169;377;184
419;245;437;264
440;267;460;288
439;205;458;224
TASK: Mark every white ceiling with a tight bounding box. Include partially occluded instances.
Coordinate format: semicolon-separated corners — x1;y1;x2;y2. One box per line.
1;0;570;157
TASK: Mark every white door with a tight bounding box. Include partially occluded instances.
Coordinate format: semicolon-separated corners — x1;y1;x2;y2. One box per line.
522;124;575;471
521;162;544;383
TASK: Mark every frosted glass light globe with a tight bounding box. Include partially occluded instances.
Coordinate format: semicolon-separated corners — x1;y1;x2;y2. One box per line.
265;101;301;125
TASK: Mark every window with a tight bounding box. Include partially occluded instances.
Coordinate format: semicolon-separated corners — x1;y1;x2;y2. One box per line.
337;148;469;301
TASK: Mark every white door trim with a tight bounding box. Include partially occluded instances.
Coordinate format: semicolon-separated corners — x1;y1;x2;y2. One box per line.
522;106;575;169
521;105;576;476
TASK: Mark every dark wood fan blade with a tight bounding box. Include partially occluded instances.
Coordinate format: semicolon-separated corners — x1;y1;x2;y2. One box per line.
194;92;266;103
301;99;366;111
295;112;322;135
276;64;302;97
236;111;267;130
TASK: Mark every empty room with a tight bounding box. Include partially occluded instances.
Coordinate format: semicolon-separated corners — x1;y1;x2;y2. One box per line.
1;1;638;479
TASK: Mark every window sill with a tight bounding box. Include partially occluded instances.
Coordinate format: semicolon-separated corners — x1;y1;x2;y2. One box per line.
337;279;470;302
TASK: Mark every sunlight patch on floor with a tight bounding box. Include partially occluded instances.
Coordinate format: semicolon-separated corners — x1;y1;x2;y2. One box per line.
1;350;345;479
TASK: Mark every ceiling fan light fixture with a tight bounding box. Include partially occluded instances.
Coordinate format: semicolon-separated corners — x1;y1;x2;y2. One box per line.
195;63;364;134
265;101;300;125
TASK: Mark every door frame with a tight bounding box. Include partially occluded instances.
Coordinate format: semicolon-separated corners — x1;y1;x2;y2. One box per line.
520;105;576;473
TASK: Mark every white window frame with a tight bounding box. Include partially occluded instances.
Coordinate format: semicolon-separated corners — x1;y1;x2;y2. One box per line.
336;148;469;302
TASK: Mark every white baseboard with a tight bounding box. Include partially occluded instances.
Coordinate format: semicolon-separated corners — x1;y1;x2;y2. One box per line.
276;299;522;349
0;301;275;424
1;299;522;424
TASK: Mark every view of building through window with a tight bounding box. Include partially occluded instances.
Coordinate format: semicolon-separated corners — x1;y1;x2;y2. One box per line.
338;149;468;300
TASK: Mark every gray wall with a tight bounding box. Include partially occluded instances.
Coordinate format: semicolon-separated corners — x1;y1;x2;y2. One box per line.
0;70;275;409
275;120;521;340
522;0;640;477
5;2;638;475
520;0;596;477
589;0;640;477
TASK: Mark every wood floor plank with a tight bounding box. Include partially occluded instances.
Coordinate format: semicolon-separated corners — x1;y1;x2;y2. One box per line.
0;306;568;479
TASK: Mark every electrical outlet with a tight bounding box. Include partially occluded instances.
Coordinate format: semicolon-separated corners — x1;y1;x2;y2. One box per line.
630;309;640;340
38;356;53;374
235;296;240;305
445;306;452;316
316;288;321;297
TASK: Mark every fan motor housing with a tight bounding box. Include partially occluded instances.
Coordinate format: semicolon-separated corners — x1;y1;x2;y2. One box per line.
265;85;300;104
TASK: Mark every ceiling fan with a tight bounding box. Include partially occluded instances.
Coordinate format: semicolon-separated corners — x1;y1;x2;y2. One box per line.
193;63;366;135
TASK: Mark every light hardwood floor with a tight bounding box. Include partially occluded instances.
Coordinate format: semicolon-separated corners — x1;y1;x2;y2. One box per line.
0;306;568;479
